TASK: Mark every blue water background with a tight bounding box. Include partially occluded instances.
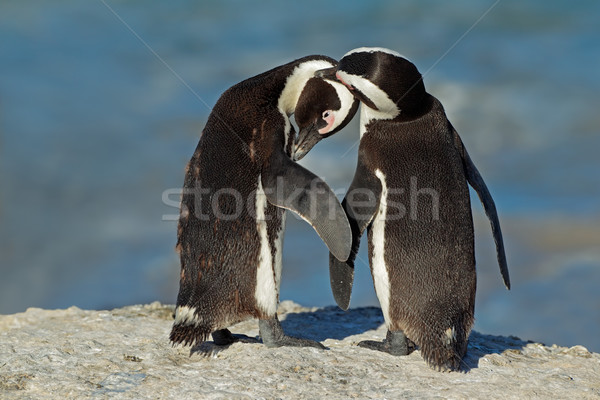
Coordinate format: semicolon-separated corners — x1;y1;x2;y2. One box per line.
1;1;599;352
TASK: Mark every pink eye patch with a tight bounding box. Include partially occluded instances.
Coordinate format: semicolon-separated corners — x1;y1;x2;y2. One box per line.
318;113;335;134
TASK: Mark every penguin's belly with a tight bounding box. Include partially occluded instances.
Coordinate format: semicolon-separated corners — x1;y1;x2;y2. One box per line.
367;158;475;330
178;124;292;320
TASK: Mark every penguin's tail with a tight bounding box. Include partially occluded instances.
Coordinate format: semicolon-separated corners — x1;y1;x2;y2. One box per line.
169;305;212;347
410;302;473;372
418;322;470;372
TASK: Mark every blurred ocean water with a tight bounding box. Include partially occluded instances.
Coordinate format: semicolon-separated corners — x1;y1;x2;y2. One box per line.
1;1;599;352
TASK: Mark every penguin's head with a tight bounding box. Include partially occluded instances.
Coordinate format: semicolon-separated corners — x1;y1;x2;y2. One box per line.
316;47;427;120
294;77;358;160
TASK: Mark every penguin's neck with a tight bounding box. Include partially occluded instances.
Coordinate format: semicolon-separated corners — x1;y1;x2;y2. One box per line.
277;60;334;116
359;94;436;137
359;105;398;138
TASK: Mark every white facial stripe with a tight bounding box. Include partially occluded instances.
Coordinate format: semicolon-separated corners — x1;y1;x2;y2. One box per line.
326;79;356;132
337;70;399;120
255;177;277;316
278;59;335;116
372;169;391;327
343;46;409;62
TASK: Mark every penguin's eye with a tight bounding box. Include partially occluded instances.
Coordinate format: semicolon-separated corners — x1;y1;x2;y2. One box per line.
322;111;330;119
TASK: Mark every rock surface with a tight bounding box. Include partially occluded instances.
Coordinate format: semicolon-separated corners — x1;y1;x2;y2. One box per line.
1;301;599;399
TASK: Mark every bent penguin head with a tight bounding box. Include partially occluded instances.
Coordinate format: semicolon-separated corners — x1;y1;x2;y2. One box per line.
325;47;428;120
293;76;358;160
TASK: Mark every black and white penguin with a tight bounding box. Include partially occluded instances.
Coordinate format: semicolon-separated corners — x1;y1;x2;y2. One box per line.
170;55;359;350
316;47;510;370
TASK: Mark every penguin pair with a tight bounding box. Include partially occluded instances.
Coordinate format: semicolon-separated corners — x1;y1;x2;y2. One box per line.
170;56;359;350
306;47;511;371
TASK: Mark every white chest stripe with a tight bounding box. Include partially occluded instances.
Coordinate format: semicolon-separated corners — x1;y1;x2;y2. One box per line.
255;177;277;315
372;169;391;326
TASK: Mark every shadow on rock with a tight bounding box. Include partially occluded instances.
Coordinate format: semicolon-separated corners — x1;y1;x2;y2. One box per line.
280;306;385;342
461;331;530;371
190;334;261;357
282;306;530;372
186;305;529;373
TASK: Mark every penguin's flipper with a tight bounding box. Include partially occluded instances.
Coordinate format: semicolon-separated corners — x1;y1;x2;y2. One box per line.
452;128;511;289
261;146;352;262
329;159;382;310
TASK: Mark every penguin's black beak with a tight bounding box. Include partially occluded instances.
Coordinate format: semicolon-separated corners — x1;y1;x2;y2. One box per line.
294;123;321;161
315;67;338;80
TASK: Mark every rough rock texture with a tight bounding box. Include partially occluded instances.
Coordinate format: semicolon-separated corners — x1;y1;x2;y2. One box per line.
1;301;598;399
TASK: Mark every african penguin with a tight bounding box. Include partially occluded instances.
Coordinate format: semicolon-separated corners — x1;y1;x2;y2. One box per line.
170;55;358;351
317;47;510;371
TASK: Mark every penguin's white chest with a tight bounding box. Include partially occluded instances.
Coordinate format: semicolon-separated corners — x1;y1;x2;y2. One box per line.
372;169;392;325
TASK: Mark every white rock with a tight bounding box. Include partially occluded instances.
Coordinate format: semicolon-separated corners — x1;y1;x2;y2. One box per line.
1;302;599;399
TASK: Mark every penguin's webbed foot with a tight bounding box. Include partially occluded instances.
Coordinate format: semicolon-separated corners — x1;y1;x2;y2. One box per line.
190;329;260;357
211;328;259;346
259;317;326;350
358;329;415;356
